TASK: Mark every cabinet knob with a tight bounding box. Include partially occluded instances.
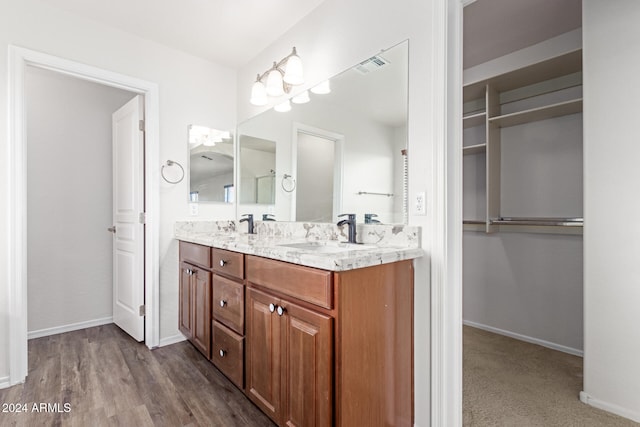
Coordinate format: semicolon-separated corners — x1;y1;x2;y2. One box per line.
269;303;276;313
219;349;226;357
276;306;285;316
219;260;227;267
219;300;227;307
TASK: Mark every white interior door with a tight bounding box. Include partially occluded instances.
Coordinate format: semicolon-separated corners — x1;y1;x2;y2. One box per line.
112;95;145;341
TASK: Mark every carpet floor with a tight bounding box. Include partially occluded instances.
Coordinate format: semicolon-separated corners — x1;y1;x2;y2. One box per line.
463;325;639;426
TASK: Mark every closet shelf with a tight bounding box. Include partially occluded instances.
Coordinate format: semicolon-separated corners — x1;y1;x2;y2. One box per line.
489;98;582;128
463;143;486;155
489;217;583;227
463;112;486;128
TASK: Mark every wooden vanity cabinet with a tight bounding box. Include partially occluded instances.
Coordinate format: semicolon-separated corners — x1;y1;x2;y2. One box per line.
245;255;413;427
246;287;332;427
180;241;414;427
209;247;246;388
178;260;211;358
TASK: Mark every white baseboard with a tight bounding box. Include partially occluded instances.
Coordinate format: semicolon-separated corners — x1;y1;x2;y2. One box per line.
158;333;186;347
463;320;583;357
0;375;10;390
28;317;113;340
580;391;640;423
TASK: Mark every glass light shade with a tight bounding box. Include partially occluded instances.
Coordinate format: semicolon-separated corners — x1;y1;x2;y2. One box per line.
310;80;331;95
291;90;310;104
202;136;216;146
283;54;304;85
266;67;285;97
250;80;268;106
274;100;292;112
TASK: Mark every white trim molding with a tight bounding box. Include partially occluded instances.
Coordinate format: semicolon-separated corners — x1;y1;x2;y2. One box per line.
0;376;10;390
7;45;161;386
580;392;640;423
28;317;114;340
463;320;584;357
159;333;187;348
431;0;464;425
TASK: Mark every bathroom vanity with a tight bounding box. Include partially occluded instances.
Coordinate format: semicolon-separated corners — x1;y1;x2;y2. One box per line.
176;221;422;427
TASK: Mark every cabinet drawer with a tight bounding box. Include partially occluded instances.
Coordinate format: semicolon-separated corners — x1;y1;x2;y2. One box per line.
180;241;211;268
211;248;244;280
212;275;245;334
211;321;244;389
246;255;333;309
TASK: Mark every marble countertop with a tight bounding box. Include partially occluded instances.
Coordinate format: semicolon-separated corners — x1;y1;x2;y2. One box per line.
174;220;424;272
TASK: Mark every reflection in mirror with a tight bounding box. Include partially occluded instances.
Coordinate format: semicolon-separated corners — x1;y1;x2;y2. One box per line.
237;40;408;224
239;136;276;205
188;125;234;203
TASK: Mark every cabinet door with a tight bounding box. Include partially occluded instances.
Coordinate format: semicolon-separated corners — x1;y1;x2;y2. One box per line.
246;288;281;423
191;268;211;358
179;262;192;339
281;302;332;427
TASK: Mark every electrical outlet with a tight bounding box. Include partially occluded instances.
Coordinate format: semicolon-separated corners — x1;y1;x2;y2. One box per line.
415;192;426;215
189;203;199;216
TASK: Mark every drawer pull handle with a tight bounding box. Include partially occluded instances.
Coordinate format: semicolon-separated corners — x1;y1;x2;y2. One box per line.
219;349;226;357
220;300;227;307
269;303;276;313
276;306;285;316
219;260;227;267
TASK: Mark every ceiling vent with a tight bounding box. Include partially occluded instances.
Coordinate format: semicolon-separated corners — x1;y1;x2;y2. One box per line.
354;55;390;74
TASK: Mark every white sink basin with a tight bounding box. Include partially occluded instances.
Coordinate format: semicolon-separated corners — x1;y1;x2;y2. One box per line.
278;241;378;254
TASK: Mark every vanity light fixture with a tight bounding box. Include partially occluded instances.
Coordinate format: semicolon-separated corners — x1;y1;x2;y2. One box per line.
291;90;310;104
250;47;304;106
189;125;232;147
310;79;331;95
274;100;292;112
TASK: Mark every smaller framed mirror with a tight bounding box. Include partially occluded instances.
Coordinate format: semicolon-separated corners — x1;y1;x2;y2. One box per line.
188;125;234;203
239;135;276;205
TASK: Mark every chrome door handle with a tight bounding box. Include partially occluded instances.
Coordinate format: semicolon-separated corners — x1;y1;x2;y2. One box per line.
107;226;116;233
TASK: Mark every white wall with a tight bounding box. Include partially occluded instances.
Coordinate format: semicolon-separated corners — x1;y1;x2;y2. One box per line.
26;66;135;335
582;0;640;422
237;1;435;424
0;0;237;382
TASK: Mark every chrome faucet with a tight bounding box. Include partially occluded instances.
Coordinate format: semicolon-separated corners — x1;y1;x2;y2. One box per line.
262;214;276;221
364;213;381;224
337;213;357;244
240;214;254;234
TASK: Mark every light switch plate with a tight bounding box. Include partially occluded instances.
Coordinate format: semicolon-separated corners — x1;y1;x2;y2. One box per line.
189;203;199;216
415;192;426;215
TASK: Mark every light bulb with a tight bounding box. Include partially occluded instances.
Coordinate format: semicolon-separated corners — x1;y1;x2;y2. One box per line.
291;90;310;104
250;78;268;106
283;48;304;85
265;64;285;97
274;100;291;112
310;80;331;95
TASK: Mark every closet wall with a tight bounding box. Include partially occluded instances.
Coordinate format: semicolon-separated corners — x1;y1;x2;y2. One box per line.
462;30;584;355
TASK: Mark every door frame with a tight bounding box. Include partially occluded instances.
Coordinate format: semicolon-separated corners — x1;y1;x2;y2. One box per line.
430;0;464;425
7;45;160;385
290;122;344;221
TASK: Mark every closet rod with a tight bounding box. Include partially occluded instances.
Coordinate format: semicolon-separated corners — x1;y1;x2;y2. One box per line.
490;217;583;227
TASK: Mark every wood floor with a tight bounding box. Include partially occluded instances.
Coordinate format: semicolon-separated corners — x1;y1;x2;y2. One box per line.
0;324;275;427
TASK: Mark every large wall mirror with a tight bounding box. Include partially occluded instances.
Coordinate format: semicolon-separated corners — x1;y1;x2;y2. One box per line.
188;125;235;203
237;40;408;224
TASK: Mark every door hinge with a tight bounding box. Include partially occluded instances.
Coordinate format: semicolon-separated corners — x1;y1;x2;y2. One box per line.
139;212;146;224
139;119;145;132
139;305;146;317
